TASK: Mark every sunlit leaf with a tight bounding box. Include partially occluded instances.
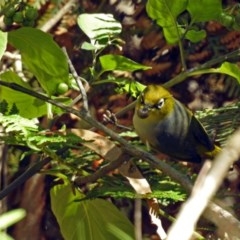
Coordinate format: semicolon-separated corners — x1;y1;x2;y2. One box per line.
8;27;69;95
78;13;122;49
215;62;240;84
51;183;134;240
0;30;7;60
0;71;47;118
81;41;97;50
0;71;68;118
0;209;26;229
146;0;187;43
100;54;151;73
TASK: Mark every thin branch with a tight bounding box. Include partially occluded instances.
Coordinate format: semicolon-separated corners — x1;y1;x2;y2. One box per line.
73;153;128;185
112;48;240;119
162;48;240;88
0;80;192;190
39;0;77;33
62;47;90;112
1;80;240;237
0;156;51;200
167;128;240;240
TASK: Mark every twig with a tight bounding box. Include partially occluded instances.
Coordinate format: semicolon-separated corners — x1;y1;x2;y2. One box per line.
167;127;240;240
112;48;240;119
1;80;240;238
73;153;128;185
0;80;192;189
164;48;240;88
0;157;51;200
62;47;90;112
39;0;77;33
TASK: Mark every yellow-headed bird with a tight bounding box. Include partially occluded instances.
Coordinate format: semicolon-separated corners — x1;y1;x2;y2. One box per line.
133;85;221;163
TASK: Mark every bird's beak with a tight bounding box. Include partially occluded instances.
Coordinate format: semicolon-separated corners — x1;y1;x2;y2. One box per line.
137;105;150;119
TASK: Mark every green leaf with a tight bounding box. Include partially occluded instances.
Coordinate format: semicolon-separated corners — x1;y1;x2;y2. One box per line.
81;41;98;51
185;29;206;42
114;78;146;98
78;13;122;49
0;209;26;230
215;62;240;83
0;114;38;134
0;232;13;240
162;25;184;44
0;71;47;118
0;71;69;118
146;0;187;43
51;183;134;240
99;54;151;74
0;30;7;60
187;0;222;23
8;27;69;95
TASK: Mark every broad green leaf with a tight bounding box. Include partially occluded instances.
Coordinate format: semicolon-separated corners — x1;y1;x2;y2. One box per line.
51;183;134;240
78;13;122;49
0;71;68;118
185;29;206;43
146;0;187;43
8;27;69;95
0;30;7;60
99;54;151;73
0;209;26;230
187;0;222;23
214;62;240;83
0;71;47;118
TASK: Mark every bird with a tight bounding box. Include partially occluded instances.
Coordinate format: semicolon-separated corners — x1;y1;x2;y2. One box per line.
133;85;221;163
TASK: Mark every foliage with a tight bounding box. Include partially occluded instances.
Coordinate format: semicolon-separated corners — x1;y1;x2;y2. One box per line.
146;0;240;44
1;1;38;27
8;27;69;96
0;209;26;240
0;0;240;239
51;183;135;240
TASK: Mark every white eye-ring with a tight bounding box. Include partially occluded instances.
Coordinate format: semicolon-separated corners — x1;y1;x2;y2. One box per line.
156;98;165;109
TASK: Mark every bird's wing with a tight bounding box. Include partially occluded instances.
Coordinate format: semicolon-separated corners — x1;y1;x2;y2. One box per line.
190;115;215;151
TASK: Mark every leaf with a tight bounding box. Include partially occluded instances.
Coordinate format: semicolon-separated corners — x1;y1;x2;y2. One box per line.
185;29;206;43
99;54;151;73
187;0;222;23
0;71;68;118
0;209;26;230
146;0;187;43
81;41;98;50
0;71;48;118
0;114;38;134
0;30;7;61
78;13;122;49
8;27;69;95
215;62;240;83
51;183;134;240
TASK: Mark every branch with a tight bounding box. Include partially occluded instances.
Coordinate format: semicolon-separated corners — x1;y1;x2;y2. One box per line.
0;157;51;200
1;80;240;238
0;80;192;188
62;47;90;112
112;48;240;119
164;48;240;88
39;0;77;33
167;127;240;240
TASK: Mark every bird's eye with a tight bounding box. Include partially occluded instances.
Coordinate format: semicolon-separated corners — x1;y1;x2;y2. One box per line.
156;98;165;109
